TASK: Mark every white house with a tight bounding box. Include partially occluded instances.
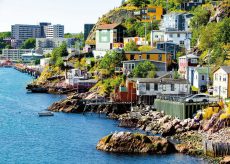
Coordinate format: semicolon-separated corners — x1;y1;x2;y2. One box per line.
136;78;190;96
40;58;50;67
193;67;208;88
151;30;191;48
213;66;230;99
65;69;97;92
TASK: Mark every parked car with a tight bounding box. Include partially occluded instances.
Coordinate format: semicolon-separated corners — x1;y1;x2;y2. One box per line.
185;94;217;103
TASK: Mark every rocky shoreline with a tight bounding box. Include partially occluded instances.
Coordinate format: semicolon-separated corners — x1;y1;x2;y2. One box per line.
47;92;229;163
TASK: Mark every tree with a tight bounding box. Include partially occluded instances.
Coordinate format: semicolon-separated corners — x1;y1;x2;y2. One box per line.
59;42;68;57
124;40;138;51
98;50;126;74
132;61;157;78
138;45;153;52
50;43;68;67
20;38;36;49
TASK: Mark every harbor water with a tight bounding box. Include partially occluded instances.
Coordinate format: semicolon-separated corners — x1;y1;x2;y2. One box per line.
0;68;207;164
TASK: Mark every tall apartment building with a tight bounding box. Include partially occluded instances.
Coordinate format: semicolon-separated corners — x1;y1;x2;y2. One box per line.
44;24;64;38
84;24;94;41
39;22;51;38
11;25;41;41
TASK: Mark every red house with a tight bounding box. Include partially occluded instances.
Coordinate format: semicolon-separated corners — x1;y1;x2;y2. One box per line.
113;79;137;103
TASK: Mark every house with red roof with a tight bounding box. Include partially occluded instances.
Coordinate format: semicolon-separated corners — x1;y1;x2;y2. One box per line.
95;23;126;56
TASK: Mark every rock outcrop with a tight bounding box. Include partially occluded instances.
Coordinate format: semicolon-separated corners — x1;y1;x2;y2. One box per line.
118;109;200;136
96;132;176;154
209;1;230;23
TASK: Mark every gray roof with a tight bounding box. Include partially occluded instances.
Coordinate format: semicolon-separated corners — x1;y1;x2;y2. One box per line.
220;66;230;73
125;49;167;54
137;78;188;84
179;54;199;59
121;59;166;64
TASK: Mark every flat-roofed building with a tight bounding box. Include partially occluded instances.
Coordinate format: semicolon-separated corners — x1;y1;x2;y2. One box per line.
1;49;34;61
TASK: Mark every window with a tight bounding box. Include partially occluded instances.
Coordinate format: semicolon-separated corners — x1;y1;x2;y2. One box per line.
158;54;162;61
163;85;166;91
155;35;158;38
146;83;150;91
177;34;180;37
132;64;135;70
223;75;227;82
171;84;175;91
215;74;218;81
219;76;222;81
147;54;150;60
202;75;205;80
154;84;158;91
139;55;142;60
169;34;173;38
191;59;197;64
180;41;184;45
153;16;156;20
130;55;134;60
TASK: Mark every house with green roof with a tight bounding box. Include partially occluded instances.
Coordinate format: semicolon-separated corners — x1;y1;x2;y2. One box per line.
193;67;208;89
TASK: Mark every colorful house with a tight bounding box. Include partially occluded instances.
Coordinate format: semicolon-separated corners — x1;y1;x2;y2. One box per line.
123;49;171;73
134;6;163;22
213;66;230;99
178;54;199;80
124;37;148;47
113;79;137;103
95;23;126;51
193;67;208;89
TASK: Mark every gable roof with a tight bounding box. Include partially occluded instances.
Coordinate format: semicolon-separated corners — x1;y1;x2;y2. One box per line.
97;23;122;30
195;67;208;74
213;66;230;74
220;66;230;73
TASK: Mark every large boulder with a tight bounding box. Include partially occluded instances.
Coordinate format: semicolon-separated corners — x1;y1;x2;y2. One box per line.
119;118;139;128
220;156;230;164
96;132;176;154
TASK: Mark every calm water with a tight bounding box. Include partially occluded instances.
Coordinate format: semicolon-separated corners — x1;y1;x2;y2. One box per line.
0;68;207;164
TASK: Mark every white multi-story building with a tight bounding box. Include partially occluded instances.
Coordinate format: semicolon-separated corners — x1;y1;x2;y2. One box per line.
36;38;75;49
1;49;34;61
44;24;64;38
160;13;193;31
151;30;191;47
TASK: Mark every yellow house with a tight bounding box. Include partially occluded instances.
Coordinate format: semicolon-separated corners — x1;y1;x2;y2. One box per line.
123;49;172;72
141;6;163;22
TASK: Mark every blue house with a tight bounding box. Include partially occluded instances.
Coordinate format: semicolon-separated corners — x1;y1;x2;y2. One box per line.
181;0;205;10
156;42;180;59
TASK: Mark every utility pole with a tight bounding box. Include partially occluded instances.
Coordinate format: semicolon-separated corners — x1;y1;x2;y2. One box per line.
207;50;210;88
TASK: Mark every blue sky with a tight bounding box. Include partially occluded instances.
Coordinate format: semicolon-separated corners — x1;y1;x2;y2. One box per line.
0;0;121;33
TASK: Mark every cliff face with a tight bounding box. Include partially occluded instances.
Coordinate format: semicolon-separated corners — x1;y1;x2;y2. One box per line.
209;1;230;23
86;8;136;43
